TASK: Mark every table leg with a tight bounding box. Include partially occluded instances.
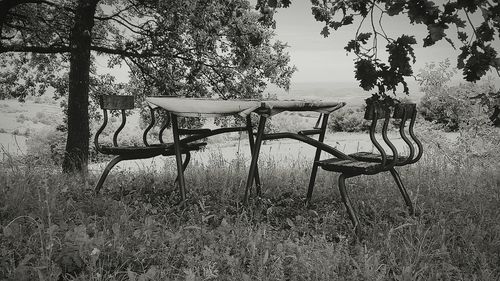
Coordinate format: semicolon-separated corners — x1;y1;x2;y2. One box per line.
171;114;187;204
244;115;267;204
246;115;261;196
306;113;330;205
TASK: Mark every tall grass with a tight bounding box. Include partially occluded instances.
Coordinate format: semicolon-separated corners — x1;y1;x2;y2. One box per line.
0;135;499;280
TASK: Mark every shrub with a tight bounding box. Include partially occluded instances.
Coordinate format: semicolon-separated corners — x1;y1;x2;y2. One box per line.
328;107;370;132
419;85;474;131
15;113;28;124
26;128;66;165
456;116;500;163
417;60;497;131
12;127;30;136
34;111;54;125
25;127;66;165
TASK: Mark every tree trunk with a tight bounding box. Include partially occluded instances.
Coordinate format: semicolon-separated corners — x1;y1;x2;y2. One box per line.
62;0;99;174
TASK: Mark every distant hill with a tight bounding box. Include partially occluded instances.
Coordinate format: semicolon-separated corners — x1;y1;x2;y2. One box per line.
267;81;424;107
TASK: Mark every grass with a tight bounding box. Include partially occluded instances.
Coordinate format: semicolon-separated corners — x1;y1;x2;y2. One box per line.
0;138;499;280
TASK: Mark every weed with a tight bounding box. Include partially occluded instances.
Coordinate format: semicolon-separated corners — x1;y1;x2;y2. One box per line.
0;132;499;280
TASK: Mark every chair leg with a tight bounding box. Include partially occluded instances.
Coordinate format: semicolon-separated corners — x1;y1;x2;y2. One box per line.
389;168;414;215
174;152;191;186
94;155;127;195
338;174;361;236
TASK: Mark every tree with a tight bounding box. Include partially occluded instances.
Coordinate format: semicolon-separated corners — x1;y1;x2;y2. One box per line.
0;0;295;173
257;0;500;102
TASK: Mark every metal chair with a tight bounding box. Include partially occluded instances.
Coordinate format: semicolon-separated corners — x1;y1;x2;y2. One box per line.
93;95;206;194
317;102;423;235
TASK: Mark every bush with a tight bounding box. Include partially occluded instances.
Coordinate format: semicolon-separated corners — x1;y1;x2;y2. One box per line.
26;127;66;165
328;107;370;132
419;85;474;131
12;127;30;136
15;113;29;124
34;111;54;125
417;60;497;131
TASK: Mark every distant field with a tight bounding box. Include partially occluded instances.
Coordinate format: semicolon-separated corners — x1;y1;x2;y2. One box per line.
0;84;424;160
271;81;425;107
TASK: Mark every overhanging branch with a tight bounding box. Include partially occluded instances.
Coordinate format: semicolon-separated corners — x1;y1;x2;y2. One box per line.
90;45;159;57
0;44;69;53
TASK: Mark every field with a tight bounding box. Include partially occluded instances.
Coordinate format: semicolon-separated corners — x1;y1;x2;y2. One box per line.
0;96;499;280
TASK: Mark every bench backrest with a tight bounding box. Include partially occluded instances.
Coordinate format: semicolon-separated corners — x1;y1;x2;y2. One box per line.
94;95;133;151
364;103;398;168
394;103;423;164
94;95;170;151
363;102;423;167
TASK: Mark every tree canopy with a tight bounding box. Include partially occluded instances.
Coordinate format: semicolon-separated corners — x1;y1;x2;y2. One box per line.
1;0;294;100
0;0;295;173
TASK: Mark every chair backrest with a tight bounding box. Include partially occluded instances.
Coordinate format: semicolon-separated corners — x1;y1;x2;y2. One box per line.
364;102;398;168
362;102;423;168
393;103;423;164
94;95;135;151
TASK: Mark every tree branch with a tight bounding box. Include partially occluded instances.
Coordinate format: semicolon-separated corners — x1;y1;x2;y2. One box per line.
0;44;69;53
94;3;135;20
90;45;159;57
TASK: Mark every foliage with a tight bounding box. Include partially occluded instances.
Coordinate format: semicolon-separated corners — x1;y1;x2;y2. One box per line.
456;116;500;161
124;0;296;100
418;60;498;131
328;107;370;132
419;85;472;131
25;127;67;165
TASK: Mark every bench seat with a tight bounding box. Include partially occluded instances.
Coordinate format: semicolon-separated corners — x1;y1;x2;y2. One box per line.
100;142;206;157
349;152;409;163
317;158;382;173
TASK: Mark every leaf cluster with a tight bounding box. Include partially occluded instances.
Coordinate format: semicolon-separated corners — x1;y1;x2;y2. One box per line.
309;0;500;100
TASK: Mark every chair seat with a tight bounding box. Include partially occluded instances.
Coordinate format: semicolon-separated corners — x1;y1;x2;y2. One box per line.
317;158;383;174
100;142;206;157
349;152;409;163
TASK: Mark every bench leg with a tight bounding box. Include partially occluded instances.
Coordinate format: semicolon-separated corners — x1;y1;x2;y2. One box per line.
306;113;329;206
338;174;361;236
389;168;414;215
94;155;127;195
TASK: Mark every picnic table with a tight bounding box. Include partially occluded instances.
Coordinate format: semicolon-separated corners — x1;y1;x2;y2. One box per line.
146;97;349;204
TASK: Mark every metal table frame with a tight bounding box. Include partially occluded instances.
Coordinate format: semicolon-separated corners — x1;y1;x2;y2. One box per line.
169;114;261;204
146;97;350;205
243;105;352;205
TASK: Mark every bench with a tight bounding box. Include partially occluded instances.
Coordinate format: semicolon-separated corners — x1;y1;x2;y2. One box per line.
317;102;423;235
93;95;206;194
